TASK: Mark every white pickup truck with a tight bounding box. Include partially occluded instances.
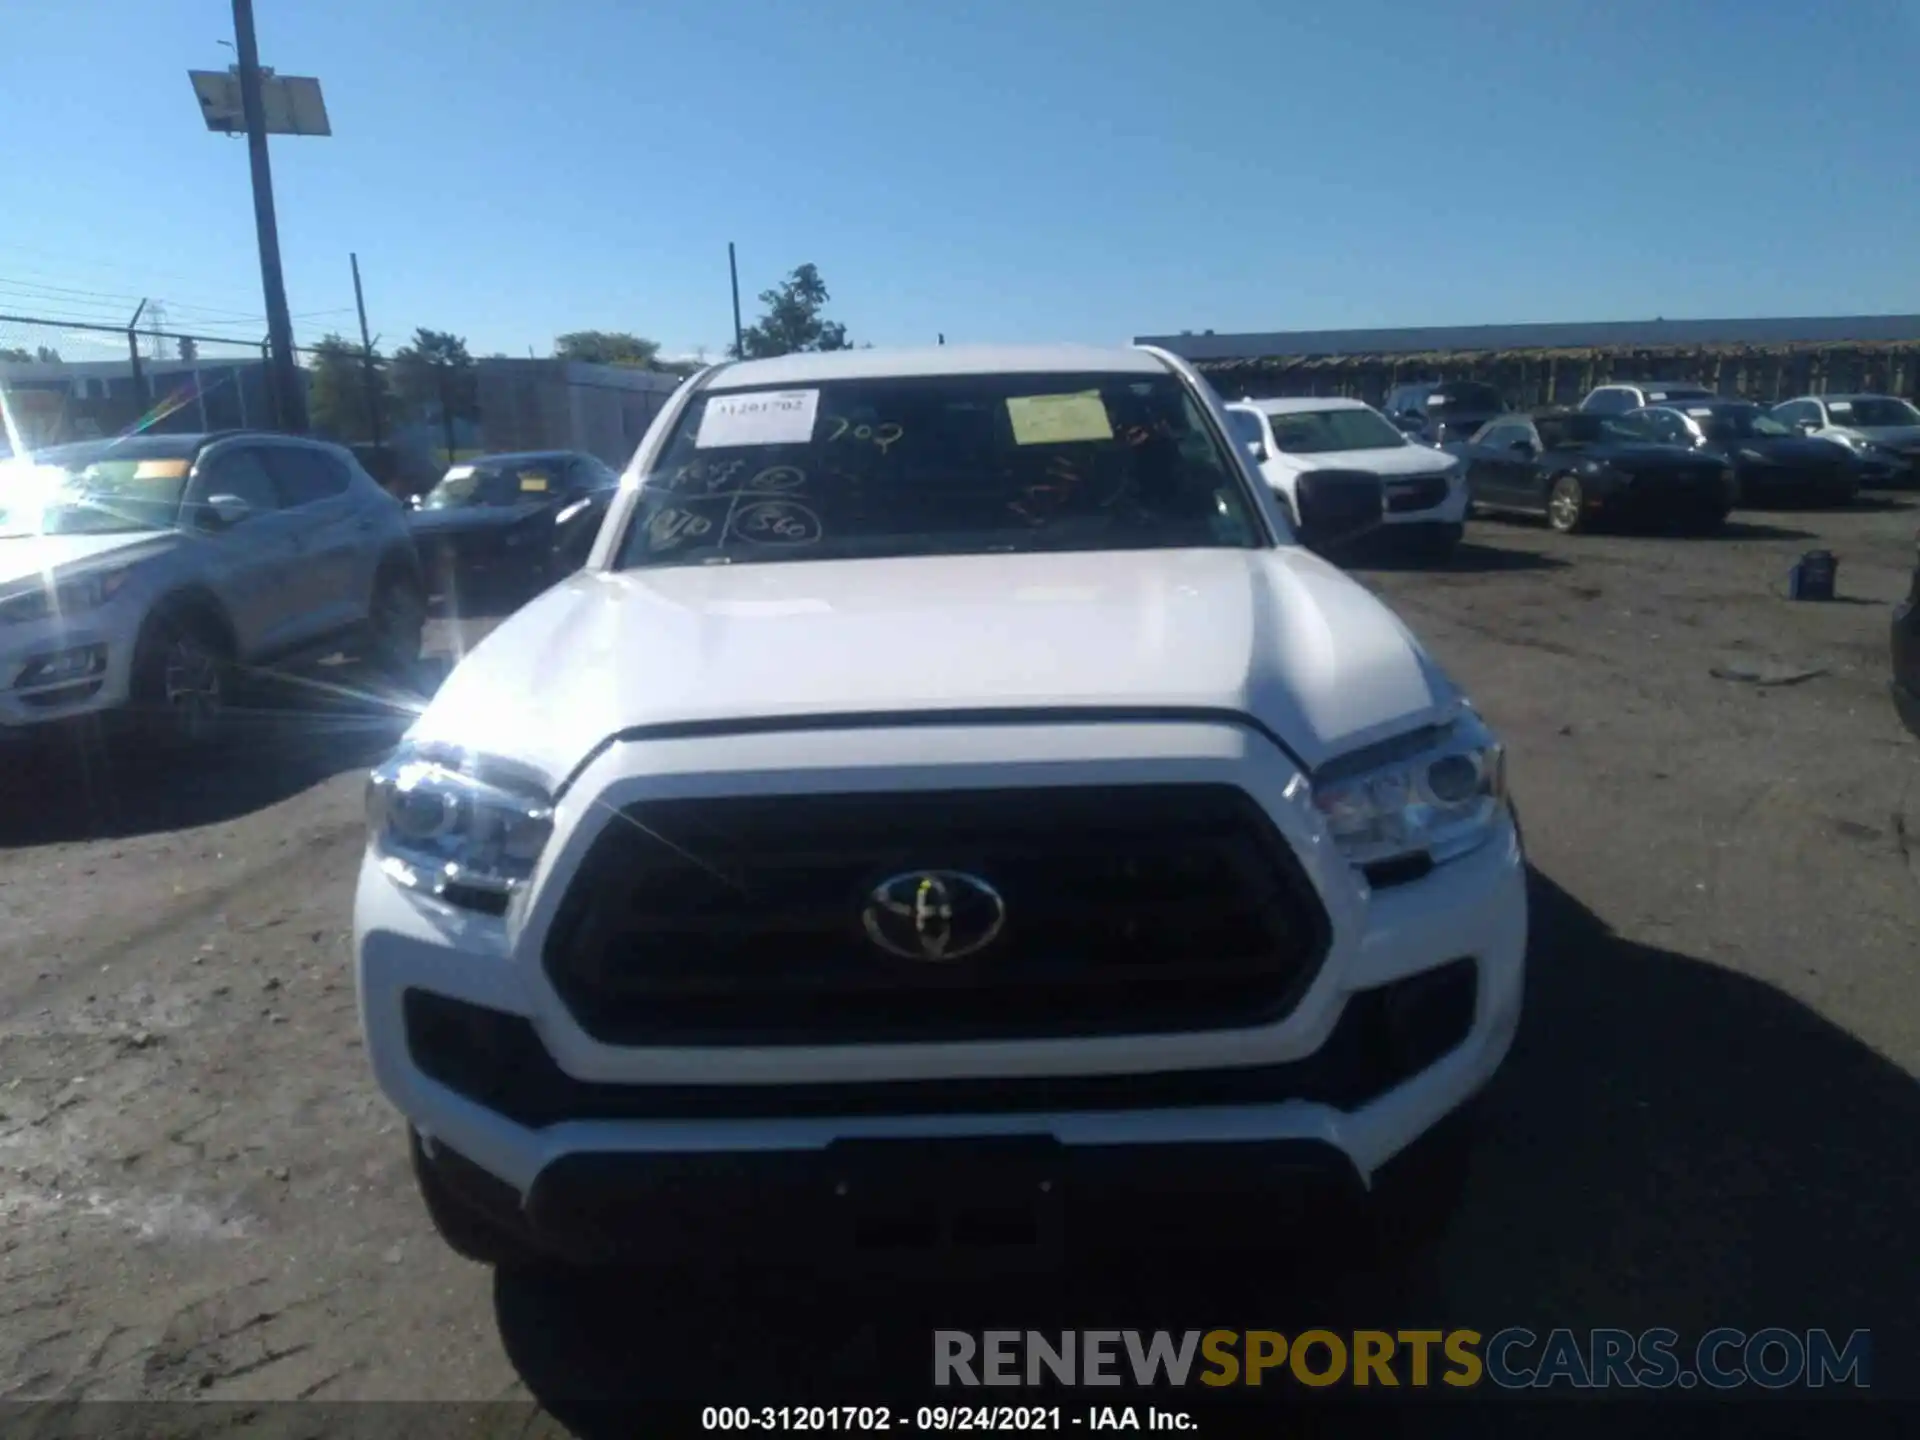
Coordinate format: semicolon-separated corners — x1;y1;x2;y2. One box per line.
353;343;1527;1274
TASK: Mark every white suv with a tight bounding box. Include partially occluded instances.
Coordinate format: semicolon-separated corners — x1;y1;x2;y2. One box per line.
1224;397;1469;560
1;430;425;749
354;344;1528;1273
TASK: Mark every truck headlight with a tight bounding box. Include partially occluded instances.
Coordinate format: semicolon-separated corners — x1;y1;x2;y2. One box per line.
365;744;554;903
1310;710;1508;868
0;567;131;625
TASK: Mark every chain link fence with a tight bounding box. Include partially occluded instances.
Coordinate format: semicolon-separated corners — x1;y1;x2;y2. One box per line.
0;313;297;453
0;312;691;496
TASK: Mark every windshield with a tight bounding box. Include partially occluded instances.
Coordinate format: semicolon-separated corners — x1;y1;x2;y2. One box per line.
1536;413;1645;448
0;447;193;536
1831;397;1920;427
1426;383;1505;414
1264;407;1407;454
1690;406;1794;441
422;458;565;509
618;371;1264;569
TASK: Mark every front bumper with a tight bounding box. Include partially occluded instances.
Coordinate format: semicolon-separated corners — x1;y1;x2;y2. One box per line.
1376;474;1468;528
1591;472;1735;518
1735;463;1860;503
0;609;137;732
1854;452;1920;487
415;532;548;595
416;1122;1483;1268
356;721;1528;1262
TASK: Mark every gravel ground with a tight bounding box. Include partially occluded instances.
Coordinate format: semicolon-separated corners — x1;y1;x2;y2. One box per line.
1;496;1915;1425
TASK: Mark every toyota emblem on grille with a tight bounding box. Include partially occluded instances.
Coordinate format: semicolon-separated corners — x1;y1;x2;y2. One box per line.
861;871;1005;962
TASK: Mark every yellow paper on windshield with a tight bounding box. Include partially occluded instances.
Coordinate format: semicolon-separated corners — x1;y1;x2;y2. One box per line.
133;459;190;480
518;472;550;492
1007;391;1113;446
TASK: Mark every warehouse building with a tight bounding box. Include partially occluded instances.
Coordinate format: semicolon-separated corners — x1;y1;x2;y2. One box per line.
1136;314;1920;409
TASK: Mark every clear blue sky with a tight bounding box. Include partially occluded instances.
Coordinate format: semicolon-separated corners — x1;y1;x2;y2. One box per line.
3;0;1919;362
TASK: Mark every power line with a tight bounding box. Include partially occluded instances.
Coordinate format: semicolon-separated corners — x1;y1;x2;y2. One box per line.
0;273;352;329
0;243;263;299
0;273;253;319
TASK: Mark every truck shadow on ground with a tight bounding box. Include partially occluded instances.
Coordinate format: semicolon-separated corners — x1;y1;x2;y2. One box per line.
0;658;438;846
491;867;1919;1430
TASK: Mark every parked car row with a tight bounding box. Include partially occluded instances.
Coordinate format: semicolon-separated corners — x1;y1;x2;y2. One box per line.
1215;373;1920;557
0;431;622;751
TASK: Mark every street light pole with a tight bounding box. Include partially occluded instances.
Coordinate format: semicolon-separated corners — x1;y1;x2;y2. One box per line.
231;0;306;432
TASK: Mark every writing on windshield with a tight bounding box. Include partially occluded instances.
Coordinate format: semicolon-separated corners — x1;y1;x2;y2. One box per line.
618;372;1263;568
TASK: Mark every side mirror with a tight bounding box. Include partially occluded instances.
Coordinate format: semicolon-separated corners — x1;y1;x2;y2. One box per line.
554;497;594;527
408;494;425;509
1795;419;1821;435
1509;439;1535;455
1246;441;1268;463
205;494;251;529
1292;469;1385;554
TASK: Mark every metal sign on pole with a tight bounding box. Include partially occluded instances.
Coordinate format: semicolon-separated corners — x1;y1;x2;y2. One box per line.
188;2;331;435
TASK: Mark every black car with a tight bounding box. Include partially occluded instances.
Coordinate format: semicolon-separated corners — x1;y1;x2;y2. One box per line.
1384;380;1511;446
1896;534;1920;739
1449;409;1737;534
408;450;622;600
1620;402;1859;506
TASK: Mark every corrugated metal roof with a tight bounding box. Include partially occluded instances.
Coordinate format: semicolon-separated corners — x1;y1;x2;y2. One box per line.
1137;315;1920;361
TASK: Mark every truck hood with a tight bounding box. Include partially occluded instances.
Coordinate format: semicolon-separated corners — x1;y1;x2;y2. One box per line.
0;529;176;590
411;548;1460;788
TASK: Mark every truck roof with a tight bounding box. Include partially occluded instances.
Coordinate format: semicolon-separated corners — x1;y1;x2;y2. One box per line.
702;344;1168;391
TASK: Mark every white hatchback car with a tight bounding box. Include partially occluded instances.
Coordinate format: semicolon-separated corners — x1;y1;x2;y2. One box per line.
1224;397;1468;560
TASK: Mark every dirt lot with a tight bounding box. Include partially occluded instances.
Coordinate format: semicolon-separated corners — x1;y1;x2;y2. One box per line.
2;496;1916;1423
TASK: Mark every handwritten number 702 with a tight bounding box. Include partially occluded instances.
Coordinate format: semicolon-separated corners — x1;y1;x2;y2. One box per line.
824;416;904;454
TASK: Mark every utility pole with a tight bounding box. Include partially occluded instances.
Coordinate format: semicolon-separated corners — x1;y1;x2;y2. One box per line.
350;251;381;444
728;242;744;359
231;0;307;432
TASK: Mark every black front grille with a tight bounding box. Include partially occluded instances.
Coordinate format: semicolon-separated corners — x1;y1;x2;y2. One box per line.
1382;474;1450;513
542;785;1332;1046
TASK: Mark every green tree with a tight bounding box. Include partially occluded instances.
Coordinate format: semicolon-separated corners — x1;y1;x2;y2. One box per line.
177;336;198;362
307;332;391;443
391;328;478;464
555;330;660;367
33;346;60;363
0;347;30;362
731;264;851;360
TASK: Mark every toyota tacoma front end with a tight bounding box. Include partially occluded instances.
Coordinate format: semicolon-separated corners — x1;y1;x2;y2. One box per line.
352;343;1528;1272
